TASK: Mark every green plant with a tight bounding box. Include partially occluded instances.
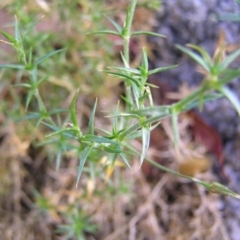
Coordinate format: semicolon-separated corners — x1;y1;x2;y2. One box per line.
2;1;240;239
1;0;240;212
56;207;97;240
34;189;97;240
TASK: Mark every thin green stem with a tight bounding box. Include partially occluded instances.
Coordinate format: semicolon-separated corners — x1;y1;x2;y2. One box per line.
122;0;137;109
124;143;240;198
171;85;206;112
125;143;194;180
123;0;137;65
146;158;240;198
146;158;194;181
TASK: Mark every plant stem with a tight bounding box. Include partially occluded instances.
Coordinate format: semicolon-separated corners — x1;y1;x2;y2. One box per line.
172;86;206;112
122;0;137;108
123;0;137;66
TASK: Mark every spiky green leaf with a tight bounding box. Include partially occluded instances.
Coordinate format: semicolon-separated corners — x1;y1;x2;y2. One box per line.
0;30;16;44
104;15;122;33
14;16;21;42
70;89;80;129
140;127;150;167
76;145;93;187
148;65;177;75
220;47;240;70
0;64;24;69
103;70;140;86
129;105;170;117
25;89;35;111
176;44;210;72
107;66;140;75
218;85;240;115
186;44;212;66
131;31;165;38
88;99;97;134
34;48;65;66
120;152;132;170
87;30;121;36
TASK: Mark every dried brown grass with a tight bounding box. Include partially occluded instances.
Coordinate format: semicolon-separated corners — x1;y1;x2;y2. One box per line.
0;120;229;239
0;1;230;239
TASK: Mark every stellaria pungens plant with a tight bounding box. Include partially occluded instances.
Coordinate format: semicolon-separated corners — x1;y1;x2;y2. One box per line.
1;0;240;200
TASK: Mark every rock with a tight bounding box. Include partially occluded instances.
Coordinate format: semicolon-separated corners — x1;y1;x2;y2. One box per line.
151;1;240;239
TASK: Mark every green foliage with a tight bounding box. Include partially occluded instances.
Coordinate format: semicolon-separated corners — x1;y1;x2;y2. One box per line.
56;207;97;240
35;190;97;239
1;0;240;237
1;0;240;197
34;190;55;214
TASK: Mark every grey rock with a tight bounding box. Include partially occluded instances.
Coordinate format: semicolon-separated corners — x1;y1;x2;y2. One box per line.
151;1;240;239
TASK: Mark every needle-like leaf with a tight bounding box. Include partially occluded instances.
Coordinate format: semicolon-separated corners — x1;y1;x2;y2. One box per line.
220;47;240;70
70;89;80;129
218;85;240;116
140;127;150;167
131;31;165;38
34;48;65;66
0;64;24;69
176;44;210;72
120;152;132;170
148;65;177;75
14;16;21;42
0;30;16;44
88;99;97;134
87;30;121;36
76;145;93;187
104;15;122;33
